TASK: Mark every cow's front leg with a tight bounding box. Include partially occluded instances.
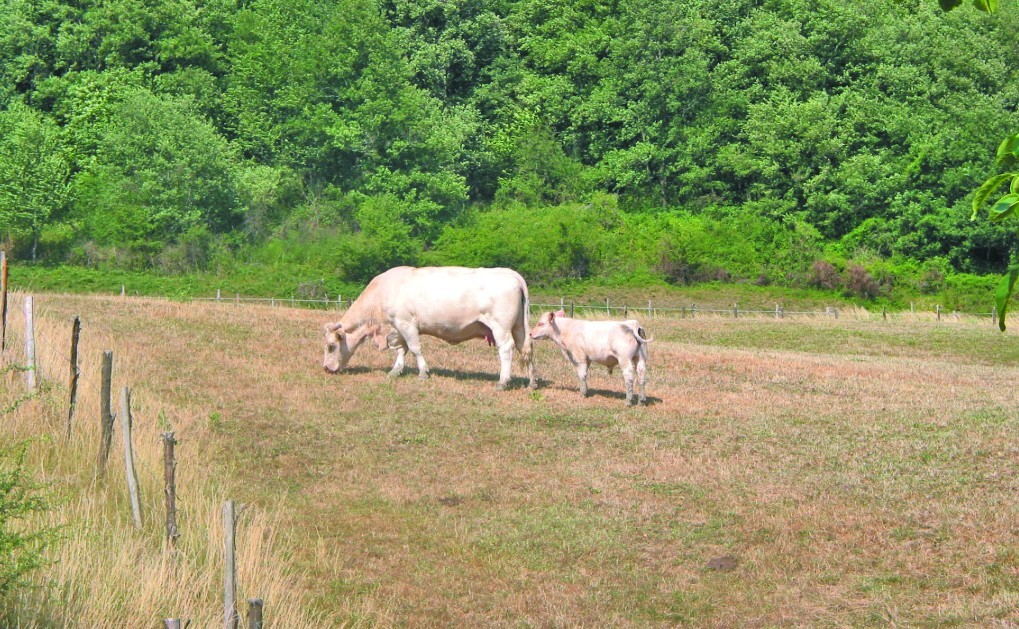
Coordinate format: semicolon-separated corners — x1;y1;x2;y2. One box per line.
388;347;407;378
576;360;590;397
394;324;429;379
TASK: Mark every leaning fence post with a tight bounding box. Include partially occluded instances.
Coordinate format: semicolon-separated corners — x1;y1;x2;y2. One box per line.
1;250;8;354
24;296;37;391
67;316;81;438
120;387;142;528
247;599;264;629
96;351;115;478
163;432;180;548
224;500;239;629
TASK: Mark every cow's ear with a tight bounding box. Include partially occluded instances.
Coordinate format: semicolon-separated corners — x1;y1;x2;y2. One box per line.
326;322;345;338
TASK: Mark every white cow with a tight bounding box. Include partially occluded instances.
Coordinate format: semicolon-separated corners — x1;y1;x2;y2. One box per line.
323;266;535;390
530;310;649;405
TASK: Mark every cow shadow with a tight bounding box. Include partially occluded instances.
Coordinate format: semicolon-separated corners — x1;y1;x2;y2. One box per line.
569;387;663;406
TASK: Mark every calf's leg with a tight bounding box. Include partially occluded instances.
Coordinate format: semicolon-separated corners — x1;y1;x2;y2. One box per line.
576;360;590;397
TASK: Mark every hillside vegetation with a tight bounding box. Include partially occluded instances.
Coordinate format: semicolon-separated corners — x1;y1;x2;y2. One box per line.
1;0;1018;299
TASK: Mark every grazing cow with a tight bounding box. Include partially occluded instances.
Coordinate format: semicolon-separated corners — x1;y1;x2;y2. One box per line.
530;310;649;405
323;266;536;390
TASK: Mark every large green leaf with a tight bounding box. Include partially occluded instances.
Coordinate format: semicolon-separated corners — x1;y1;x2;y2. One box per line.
995;265;1019;332
989;193;1019;222
972;173;1014;219
972;0;998;12
996;134;1018;169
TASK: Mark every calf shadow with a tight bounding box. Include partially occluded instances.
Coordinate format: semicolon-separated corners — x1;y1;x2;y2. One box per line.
574;387;663;406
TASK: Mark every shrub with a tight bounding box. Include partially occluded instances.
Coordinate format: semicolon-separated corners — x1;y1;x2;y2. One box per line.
809;260;841;290
843;263;882;300
0;444;52;597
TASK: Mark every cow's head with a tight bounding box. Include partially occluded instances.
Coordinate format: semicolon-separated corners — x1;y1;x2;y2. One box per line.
530;310;565;340
323;322;354;373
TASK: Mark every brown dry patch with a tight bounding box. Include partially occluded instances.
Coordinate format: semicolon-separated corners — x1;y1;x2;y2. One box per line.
6;293;1019;626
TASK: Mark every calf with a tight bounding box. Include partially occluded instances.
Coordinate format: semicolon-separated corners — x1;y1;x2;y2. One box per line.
531;310;649;406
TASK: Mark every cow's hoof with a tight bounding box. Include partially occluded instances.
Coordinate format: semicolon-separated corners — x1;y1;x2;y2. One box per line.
418;372;429;380
496;381;508;391
387;370;402;378
527;381;537;391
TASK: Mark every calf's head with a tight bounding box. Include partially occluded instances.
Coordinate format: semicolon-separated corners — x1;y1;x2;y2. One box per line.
530;310;566;340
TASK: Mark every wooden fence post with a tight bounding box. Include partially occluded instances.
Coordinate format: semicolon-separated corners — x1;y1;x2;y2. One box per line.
96;351;115;478
732;304;738;319
224;500;239;629
570;302;575;317
936;305;941;321
24;295;37;391
163;432;179;548
216;289;222;302
605;298;610;315
691;304;696;318
1;250;8;354
120;386;142;528
883;306;887;321
648;300;652;317
992;307;998;327
247;599;264;629
67;316;81;438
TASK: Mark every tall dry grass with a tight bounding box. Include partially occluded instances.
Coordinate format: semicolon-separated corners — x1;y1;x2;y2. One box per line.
0;291;326;626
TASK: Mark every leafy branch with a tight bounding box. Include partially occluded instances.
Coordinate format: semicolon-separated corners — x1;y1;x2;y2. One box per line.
971;132;1019;331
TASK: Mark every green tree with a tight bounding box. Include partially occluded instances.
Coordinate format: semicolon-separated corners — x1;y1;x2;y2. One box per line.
0;102;70;259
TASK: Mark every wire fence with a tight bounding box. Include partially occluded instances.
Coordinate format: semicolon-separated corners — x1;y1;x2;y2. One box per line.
190;291;1006;325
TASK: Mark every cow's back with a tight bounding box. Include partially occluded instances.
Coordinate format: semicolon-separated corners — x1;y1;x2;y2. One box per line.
376;266;527;327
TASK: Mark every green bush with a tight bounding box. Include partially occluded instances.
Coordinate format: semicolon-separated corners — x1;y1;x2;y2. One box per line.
0;443;52;598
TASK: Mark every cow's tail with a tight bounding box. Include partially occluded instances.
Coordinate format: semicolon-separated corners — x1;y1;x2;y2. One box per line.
519;286;534;369
632;325;652;344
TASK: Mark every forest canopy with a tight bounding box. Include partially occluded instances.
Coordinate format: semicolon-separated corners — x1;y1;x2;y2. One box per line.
1;0;1017;294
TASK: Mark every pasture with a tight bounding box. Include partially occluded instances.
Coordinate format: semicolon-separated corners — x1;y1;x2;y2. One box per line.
3;293;1019;626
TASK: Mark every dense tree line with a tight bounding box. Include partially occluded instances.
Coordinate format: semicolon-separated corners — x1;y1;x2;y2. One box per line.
1;0;1017;292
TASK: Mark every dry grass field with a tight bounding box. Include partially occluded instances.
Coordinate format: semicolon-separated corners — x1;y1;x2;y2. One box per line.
2;293;1019;626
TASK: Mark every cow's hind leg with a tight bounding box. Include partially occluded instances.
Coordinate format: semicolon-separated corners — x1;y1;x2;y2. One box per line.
636;352;648;405
511;317;536;390
622;362;636;406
